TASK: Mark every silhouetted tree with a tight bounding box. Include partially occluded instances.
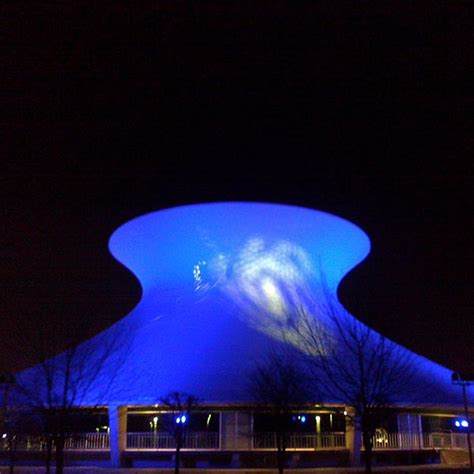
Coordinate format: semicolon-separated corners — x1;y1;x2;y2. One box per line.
248;351;312;474
0;375;30;474
8;311;128;474
287;289;416;474
160;391;199;474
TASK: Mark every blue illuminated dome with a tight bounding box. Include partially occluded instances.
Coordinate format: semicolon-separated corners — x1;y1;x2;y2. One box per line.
101;202;370;403
17;202;463;407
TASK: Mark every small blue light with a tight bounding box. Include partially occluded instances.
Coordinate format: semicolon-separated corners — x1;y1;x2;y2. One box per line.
301;415;306;423
455;419;469;428
181;415;186;424
175;417;181;424
292;416;297;421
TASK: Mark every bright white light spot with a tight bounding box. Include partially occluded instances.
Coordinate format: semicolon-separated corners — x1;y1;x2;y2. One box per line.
219;236;319;347
461;420;469;428
2;433;6;439
181;415;186;423
343;411;348;416
315;415;321;422
175;417;181;424
455;420;461;427
260;278;285;314
262;278;278;298
153;416;158;424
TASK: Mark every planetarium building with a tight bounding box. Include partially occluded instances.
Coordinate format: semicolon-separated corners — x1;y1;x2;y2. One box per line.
6;203;472;468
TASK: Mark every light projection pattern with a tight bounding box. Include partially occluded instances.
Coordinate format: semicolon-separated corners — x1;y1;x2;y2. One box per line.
195;236;318;345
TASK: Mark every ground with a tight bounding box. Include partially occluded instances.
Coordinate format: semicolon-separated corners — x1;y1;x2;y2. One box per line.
0;466;472;474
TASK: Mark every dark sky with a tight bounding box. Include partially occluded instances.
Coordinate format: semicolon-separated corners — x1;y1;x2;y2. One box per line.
1;2;473;374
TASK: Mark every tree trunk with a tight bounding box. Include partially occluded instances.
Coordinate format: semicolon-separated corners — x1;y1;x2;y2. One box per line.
175;445;181;474
45;436;53;474
362;431;373;474
55;435;66;474
175;432;183;474
277;447;285;474
8;436;16;474
276;433;286;474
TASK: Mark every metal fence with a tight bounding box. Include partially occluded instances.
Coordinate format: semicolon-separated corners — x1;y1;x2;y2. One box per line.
253;432;346;450
1;430;469;453
64;433;110;450
126;432;220;450
370;432;469;450
253;431;470;451
0;433;110;451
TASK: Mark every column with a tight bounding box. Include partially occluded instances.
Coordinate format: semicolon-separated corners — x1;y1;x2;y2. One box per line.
315;414;321;449
109;405;127;468
220;411;252;467
220;411;252;450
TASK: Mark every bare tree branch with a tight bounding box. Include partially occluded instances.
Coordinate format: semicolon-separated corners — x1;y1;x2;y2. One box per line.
160;391;199;474
7;313;130;474
248;349;312;474
276;280;418;474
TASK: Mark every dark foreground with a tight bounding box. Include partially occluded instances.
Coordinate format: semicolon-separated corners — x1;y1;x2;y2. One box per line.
0;466;471;474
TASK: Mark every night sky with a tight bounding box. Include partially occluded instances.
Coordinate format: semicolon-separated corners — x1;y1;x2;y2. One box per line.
2;2;473;375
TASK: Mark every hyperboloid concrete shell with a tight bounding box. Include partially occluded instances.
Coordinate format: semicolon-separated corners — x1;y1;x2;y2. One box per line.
18;202;462;407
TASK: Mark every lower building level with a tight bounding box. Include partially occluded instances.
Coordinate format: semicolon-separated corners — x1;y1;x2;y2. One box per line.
1;405;472;469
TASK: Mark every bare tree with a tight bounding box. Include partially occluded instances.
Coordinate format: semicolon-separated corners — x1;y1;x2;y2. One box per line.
7;312;129;474
274;279;415;473
0;375;35;474
248;351;312;474
283;288;416;474
160;391;199;474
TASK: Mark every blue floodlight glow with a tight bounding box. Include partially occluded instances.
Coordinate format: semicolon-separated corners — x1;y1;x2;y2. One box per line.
175;415;186;424
455;419;469;428
15;202;468;407
301;415;306;423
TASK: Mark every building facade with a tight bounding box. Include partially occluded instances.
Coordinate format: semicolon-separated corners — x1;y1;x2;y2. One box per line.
6;203;472;468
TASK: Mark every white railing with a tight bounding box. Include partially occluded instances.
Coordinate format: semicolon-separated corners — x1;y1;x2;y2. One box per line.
0;433;109;451
253;432;346;450
370;432;469;450
253;431;470;451
64;432;110;450
422;432;468;450
0;437;42;452
2;431;468;453
126;432;219;450
372;432;422;450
